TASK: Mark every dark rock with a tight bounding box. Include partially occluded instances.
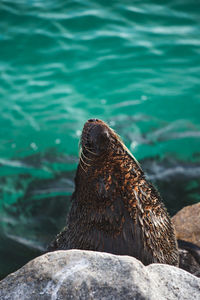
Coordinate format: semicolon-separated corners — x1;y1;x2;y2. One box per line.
178;240;200;278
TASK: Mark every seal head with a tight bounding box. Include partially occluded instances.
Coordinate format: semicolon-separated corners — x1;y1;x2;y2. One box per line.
49;119;179;267
81;118;111;156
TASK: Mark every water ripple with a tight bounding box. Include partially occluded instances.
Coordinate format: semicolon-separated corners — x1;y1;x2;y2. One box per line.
0;0;199;179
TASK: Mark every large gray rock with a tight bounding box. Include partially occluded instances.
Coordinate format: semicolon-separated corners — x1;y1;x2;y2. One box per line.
0;250;199;300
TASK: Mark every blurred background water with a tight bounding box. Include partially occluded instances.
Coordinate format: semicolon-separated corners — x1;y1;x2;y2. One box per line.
0;0;200;279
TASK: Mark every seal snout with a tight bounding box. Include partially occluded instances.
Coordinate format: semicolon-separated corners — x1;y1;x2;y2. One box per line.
88;118;99;123
81;119;111;154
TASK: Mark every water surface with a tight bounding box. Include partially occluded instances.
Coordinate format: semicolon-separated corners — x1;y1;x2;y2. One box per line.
0;0;200;278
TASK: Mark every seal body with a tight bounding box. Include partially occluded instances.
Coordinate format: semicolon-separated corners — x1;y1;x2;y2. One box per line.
48;119;179;266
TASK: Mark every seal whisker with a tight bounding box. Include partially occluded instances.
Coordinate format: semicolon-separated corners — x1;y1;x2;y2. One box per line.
80;135;98;155
79;159;87;173
79;153;91;167
84;146;98;156
79;147;94;162
81;149;94;161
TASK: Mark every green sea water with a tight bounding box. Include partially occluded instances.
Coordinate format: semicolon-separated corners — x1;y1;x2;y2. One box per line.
0;0;200;278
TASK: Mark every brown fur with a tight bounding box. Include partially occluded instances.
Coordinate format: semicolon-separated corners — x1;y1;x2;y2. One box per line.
48;119;179;266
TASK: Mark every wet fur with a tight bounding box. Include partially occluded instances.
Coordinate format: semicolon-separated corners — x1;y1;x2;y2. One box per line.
48;119;179;266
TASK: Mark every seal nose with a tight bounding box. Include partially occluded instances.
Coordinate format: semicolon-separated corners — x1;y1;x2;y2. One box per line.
88;118;99;123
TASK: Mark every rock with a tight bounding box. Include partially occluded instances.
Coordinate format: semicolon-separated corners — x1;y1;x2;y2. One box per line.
0;250;200;300
179;248;200;278
172;203;200;277
172;202;200;247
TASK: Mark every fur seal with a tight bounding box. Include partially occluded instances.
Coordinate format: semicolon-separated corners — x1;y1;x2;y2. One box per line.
48;118;179;266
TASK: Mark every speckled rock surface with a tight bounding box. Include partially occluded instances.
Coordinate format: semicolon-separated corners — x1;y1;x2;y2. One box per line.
172;202;200;247
0;250;200;300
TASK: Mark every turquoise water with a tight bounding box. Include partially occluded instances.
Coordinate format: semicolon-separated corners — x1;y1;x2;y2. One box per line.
0;0;200;278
